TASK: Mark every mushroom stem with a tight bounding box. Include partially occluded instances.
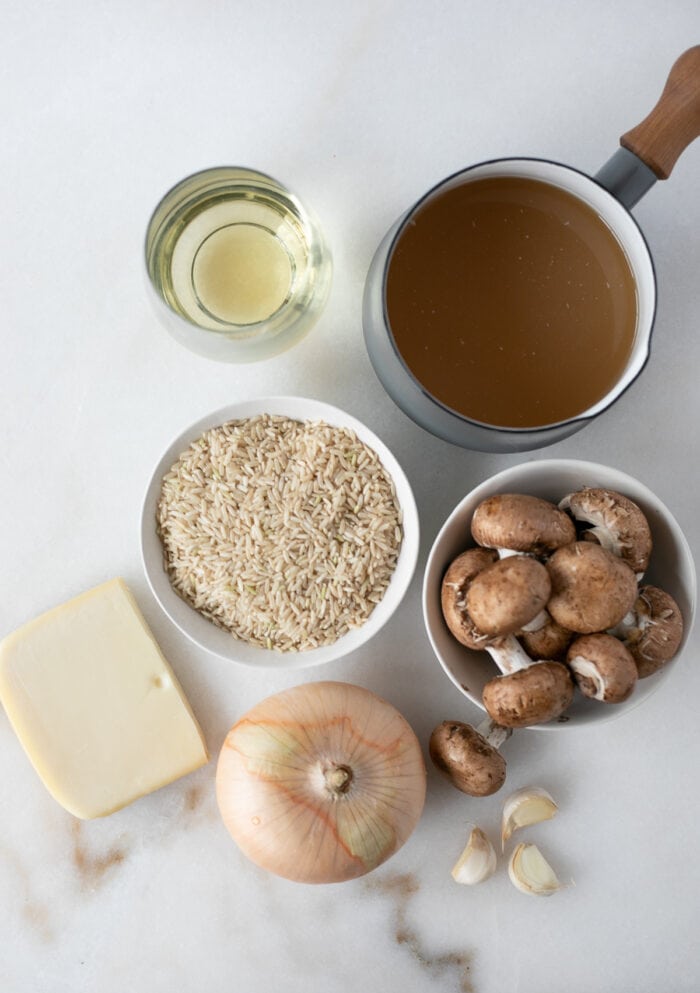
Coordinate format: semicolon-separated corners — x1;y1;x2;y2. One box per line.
485;636;540;675
475;717;512;750
580;524;618;553
567;656;608;701
496;547;523;559
610;609;636;634
520;609;549;633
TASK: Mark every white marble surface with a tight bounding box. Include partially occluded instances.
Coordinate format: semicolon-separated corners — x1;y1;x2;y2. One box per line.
2;3;699;991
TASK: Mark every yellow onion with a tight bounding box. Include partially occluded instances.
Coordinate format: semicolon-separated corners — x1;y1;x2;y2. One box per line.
216;681;426;884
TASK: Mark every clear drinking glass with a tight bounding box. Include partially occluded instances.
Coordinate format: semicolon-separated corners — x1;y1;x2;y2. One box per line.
144;167;332;362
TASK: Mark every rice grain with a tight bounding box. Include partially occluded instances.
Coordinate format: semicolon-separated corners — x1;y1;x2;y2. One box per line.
157;415;403;652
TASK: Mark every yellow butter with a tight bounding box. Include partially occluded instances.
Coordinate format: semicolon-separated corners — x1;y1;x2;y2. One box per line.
0;578;209;818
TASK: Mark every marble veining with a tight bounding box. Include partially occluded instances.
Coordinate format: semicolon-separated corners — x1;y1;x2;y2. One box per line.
70;820;128;892
0;844;54;945
365;872;475;992
2;4;700;992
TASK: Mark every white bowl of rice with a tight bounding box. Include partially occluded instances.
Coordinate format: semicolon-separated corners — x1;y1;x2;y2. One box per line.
140;397;419;668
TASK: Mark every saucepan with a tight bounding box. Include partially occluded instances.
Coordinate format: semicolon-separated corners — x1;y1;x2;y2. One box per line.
363;47;700;453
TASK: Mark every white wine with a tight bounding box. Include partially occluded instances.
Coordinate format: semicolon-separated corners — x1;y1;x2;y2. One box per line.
165;194;301;331
191;222;292;326
145;168;332;361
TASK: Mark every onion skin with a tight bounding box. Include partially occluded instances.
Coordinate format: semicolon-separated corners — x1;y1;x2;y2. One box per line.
216;681;426;884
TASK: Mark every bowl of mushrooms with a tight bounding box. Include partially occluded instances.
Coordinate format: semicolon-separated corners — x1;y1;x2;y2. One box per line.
423;460;696;729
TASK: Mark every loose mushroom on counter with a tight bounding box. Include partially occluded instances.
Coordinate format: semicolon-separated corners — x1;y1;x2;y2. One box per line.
429;719;510;797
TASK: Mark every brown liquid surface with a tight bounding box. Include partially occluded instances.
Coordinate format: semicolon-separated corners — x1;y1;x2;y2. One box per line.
385;176;638;428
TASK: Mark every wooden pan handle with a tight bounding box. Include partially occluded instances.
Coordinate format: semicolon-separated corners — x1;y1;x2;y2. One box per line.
621;46;700;179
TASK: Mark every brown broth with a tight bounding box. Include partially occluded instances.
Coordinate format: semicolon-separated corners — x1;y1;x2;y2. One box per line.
385;176;638;428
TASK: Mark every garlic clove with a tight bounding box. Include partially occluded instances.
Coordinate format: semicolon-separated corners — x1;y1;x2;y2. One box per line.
508;842;561;896
451;825;497;885
501;786;558;849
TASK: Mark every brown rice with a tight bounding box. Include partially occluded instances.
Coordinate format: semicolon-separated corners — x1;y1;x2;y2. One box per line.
156;414;403;652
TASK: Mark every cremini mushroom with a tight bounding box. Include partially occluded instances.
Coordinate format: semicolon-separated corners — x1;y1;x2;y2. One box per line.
519;611;573;661
478;634;574;728
441;547;499;648
566;633;638;703
429;718;511;797
466;556;551;638
482;653;574;728
440;549;573;727
471;493;576;557
442;548;551;648
609;585;684;678
546;542;638;634
559;488;652;579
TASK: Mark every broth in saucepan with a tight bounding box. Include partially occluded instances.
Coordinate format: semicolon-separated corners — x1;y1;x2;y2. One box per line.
385;176;638;428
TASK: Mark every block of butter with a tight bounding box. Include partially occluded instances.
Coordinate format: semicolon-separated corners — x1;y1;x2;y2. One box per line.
0;578;209;818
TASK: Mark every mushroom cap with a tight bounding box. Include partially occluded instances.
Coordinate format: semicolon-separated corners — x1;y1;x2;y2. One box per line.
471;493;576;555
466;556;551;637
429;720;507;797
482;662;574;728
519;613;573;661
620;585;684;678
546;542;638;634
566;633;638;703
559;488;652;576
441;547;498;648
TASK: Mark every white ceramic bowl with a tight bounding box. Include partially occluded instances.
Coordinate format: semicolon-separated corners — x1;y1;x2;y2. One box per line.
141;397;419;668
423;460;696;728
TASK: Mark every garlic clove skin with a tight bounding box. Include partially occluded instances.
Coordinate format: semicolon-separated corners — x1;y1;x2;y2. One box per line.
501;787;558;849
451;825;497;885
508;843;561;896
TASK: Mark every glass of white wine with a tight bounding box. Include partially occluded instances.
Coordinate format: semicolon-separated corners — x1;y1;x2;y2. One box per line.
145;167;332;362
